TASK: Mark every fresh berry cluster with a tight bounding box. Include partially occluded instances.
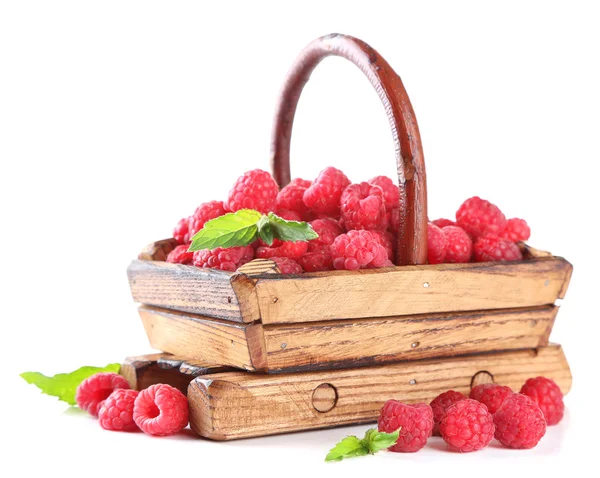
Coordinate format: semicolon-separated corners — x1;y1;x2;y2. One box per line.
75;373;189;436
378;375;564;453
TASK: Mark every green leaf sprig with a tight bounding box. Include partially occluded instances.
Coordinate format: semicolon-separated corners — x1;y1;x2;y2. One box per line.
188;209;319;252
325;427;400;462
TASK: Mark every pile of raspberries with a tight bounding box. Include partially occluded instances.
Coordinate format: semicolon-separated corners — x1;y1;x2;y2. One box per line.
378;376;564;453
75;372;189;436
168;167;530;273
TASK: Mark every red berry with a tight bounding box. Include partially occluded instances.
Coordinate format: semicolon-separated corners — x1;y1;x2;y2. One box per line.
297;248;334;272
188;200;227;238
429;390;467;436
225;169;279;214
443;226;473;263
173;218;190;245
133;384;188;436
520;377;564;425
308;218;343;252
76;373;130;417
273;208;302;221
256;241;308;260
271;257;303;274
192;245;254;272
330;230;390;270
369;176;400;210
388;207;401;235
302;167;350;216
166;245;194;265
469;383;513;414
427;223;447;264
456;197;507;239
473;234;523;262
98;389;140;432
378;400;434;452
371;230;395;261
500;218;531;242
440;399;495;452
275;179;312;220
431;218;456;229
340;182;388;231
494;393;546;448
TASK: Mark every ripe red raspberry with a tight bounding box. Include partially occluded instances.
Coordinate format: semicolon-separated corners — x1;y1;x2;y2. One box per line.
427;223;447;264
440;399;495;452
331;230;390;270
308;218;343;252
369;176;400;210
225;169;279;214
98;389;140;432
75;373;130;417
166;245;194;264
271;257;303;274
443;226;473;263
297;248;333;272
133;384;188;436
456;196;507;239
431;218;456;229
273;208;302;221
473;234;523;262
173;218;190;244
371;230;395;261
275;179;312;220
469;383;513;414
188;200;227;238
500;218;531;242
340;182;388;231
378;400;434;452
429;390;466;436
520;377;565;425
192;245;254;272
494;393;546;448
302;167;350;216
256;240;308;260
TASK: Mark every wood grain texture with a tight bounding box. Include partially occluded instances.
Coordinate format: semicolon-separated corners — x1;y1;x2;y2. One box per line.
254;257;573;324
188;344;572;440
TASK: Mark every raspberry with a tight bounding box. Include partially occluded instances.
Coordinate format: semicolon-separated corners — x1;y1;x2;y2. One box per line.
302;167;350;216
369;176;400;210
188;200;227;238
443;226;473;263
75;373;130;417
431;218;456;229
330;230;390;270
98;389;140;432
297;248;334;272
520;377;565;425
494;393;546;448
308;218;343;252
340;182;388;231
273;208;302;221
440;399;495;452
456;196;507;239
469;383;513;414
225;169;279;214
429;390;466;436
173;218;190;244
427;223;447;264
378;400;434;452
192;245;254;272
133;384;188;436
500;218;531;242
271;257;303;274
166;245;194;265
256;241;308;260
371;230;395;261
473;234;523;262
275;179;312;220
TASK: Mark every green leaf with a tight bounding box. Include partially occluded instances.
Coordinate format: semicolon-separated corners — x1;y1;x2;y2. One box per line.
362;427;401;454
188;209;262;251
20;363;121;405
325;436;369;462
267;213;319;243
257;218;275;246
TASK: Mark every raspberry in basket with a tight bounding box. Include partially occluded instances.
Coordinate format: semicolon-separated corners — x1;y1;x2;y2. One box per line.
440;399;495;452
173;217;190;245
308;218;343;252
427;223;447;264
193;245;254;272
520;376;565;425
469;383;513;414
378;400;434;452
494;393;546;448
429;390;466;436
225;169;279;214
166;245;194;264
500;218;531;242
271;257;303;274
371;230;395;260
133;384;188;436
188;200;227;238
256;240;308;260
368;176;400;210
340;182;388;231
456;196;507;239
297;248;333;272
431;218;456;228
473;234;523;262
275;178;312;220
98;389;139;432
302;167;350;216
443;225;473;263
273;208;302;221
331;230;390;270
76;372;130;417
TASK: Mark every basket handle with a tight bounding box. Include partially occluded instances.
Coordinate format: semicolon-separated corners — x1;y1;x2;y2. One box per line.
270;34;428;265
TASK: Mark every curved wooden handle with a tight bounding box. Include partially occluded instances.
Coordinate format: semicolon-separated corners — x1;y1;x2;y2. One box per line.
270;34;428;265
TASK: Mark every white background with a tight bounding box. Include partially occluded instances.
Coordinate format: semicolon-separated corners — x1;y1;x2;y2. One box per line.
2;1;599;477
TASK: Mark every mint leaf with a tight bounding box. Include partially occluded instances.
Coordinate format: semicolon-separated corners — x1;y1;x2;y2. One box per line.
20;363;121;405
362;428;401;454
325;436;369;462
188;209;262;251
267;212;319;242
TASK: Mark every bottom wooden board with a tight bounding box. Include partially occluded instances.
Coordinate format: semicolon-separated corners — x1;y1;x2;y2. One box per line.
187;344;571;440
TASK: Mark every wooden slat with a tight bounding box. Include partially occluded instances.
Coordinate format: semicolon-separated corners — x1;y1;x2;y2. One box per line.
188;344;571;440
261;306;559;372
138;238;178;261
254;257;572;324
